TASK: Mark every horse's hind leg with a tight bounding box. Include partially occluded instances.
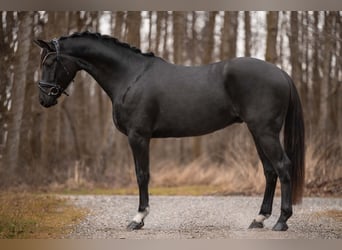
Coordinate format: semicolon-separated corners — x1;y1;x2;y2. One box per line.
249;129;292;231
249;136;277;229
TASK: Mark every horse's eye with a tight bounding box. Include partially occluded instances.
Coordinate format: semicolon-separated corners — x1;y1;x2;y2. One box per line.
44;59;54;67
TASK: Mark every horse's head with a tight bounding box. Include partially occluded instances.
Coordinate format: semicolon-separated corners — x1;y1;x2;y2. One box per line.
34;38;78;107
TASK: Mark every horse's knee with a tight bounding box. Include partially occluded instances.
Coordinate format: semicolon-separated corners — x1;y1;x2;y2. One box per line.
264;169;277;183
274;157;291;184
136;171;150;186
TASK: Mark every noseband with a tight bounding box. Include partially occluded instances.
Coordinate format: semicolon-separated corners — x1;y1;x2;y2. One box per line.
38;39;71;97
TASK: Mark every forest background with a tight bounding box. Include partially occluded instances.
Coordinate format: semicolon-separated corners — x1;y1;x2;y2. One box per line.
0;11;341;196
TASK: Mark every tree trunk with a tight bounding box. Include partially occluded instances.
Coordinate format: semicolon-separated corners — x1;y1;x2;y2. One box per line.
113;11;125;39
172;11;186;64
162;12;170;61
190;12;199;64
244;11;251;57
265;11;279;63
19;12;43;182
319;12;334;133
125;11;141;47
311;11;321;128
202;12;217;64
3;11;34;181
289;12;302;98
220;11;238;59
336;12;342;146
40;12;69;180
0;11;15;159
148;11;153;51
154;11;164;56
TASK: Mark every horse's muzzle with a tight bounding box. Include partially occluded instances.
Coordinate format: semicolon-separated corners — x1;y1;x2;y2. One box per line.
39;96;58;108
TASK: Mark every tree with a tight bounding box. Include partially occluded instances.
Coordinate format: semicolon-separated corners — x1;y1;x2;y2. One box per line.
311;11;321;127
265;11;279;63
0;12;15;161
113;11;125;39
3;12;34;181
154;11;165;56
172;11;186;64
125;11;141;47
319;12;334;133
289;12;302;97
220;11;238;59
244;11;251;57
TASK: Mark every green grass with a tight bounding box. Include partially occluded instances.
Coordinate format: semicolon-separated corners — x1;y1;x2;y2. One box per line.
0;192;86;239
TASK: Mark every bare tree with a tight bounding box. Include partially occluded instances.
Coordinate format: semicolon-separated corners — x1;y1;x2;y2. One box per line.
319;12;334;132
125;11;141;47
289;12;302;97
113;11;125;39
154;11;164;55
311;11;321;127
0;12;15;159
244;11;251;57
220;11;238;59
203;12;217;64
265;11;279;63
3;12;34;180
172;11;186;64
39;12;70;180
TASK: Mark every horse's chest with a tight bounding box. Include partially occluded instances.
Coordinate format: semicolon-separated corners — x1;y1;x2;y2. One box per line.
113;103;130;135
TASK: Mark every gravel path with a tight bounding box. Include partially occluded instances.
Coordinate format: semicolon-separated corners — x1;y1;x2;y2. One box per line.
65;195;341;239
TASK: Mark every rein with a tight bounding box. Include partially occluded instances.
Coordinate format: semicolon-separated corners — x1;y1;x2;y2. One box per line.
38;39;71;97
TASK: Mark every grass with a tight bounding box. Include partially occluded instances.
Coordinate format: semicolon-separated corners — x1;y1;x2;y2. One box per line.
314;210;342;222
59;185;227;196
58;158;268;197
0;192;86;239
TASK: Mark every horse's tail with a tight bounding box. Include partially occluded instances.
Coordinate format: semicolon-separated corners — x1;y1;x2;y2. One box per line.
283;73;305;204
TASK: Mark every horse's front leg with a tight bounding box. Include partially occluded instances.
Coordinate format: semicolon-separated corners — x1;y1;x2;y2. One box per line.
127;131;150;230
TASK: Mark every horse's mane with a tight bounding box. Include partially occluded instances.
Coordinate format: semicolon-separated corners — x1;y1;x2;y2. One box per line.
58;31;155;57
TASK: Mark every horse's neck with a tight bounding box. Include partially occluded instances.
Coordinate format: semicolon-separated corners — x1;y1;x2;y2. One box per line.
65;39;147;101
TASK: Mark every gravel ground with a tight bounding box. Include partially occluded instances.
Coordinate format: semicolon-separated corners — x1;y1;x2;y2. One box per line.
65;195;342;239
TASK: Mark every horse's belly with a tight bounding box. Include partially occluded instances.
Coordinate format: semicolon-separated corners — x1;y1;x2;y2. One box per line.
152;103;239;138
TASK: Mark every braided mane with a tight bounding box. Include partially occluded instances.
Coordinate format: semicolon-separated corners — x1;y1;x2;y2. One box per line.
58;31;155;57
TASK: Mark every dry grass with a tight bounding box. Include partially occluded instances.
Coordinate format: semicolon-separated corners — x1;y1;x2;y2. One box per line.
36;133;342;198
305;141;342;196
313;210;342;222
0;192;86;239
151;158;267;196
60;185;225;196
52;140;341;197
148;134;341;197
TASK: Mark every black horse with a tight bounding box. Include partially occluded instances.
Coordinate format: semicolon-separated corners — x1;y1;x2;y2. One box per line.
34;32;305;231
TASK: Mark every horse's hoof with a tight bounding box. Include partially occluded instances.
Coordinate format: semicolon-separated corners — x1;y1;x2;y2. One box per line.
272;222;288;231
127;221;144;231
248;219;264;229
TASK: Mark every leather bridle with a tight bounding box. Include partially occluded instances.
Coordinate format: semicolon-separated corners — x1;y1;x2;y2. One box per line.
38;39;72;97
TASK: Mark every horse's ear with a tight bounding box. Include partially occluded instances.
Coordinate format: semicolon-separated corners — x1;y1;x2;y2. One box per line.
33;39;53;51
